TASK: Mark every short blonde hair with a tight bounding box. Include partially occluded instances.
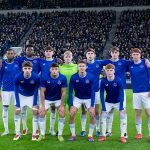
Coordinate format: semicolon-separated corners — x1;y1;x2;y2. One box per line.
64;51;72;57
131;48;141;54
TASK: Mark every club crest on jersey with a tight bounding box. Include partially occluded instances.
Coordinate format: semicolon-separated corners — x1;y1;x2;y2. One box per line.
20;81;24;83
43;63;45;66
86;80;90;84
113;83;117;87
118;62;122;66
76;80;79;83
30;80;35;84
130;66;133;69
33;60;37;63
57;80;61;85
139;65;144;68
47;81;50;84
96;64;99;68
14;64;18;67
105;84;108;86
5;66;7;69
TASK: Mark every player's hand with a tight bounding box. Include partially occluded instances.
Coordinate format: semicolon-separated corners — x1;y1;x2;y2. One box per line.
58;105;65;116
70;106;77;117
148;92;150;98
89;107;95;117
145;59;150;67
40;106;46;117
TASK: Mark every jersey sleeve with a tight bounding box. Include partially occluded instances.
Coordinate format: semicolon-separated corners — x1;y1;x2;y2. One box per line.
40;77;46;88
100;79;106;111
69;76;74;106
62;76;67;88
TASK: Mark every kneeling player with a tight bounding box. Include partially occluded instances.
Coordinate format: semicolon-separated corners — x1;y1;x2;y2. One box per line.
13;61;40;141
68;60;96;142
38;63;67;142
99;64;127;143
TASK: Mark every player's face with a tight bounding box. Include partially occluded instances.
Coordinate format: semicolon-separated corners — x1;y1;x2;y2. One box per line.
131;52;141;61
78;63;86;73
6;50;15;60
23;67;32;76
86;51;95;61
44;50;53;58
50;67;59;76
64;55;72;64
105;69;115;78
26;47;34;57
111;51;119;59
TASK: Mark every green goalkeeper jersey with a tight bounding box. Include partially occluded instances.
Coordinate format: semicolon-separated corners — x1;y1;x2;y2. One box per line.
59;63;77;105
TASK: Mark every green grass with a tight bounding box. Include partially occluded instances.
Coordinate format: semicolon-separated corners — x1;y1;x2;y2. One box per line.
0;89;149;150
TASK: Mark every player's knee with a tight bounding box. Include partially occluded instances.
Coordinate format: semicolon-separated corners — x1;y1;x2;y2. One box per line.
15;109;21;115
101;111;107;119
120;111;125;120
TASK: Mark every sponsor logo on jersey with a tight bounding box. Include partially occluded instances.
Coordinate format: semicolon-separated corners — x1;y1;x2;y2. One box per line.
86;79;90;84
20;81;24;83
113;83;117;87
30;80;35;84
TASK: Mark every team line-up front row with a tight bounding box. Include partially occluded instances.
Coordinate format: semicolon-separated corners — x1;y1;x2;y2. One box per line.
0;46;150;144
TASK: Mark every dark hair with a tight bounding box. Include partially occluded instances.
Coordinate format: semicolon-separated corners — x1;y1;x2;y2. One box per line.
6;48;14;52
77;60;86;65
26;44;34;50
50;63;59;68
22;61;33;68
110;47;119;52
44;46;54;51
85;48;95;54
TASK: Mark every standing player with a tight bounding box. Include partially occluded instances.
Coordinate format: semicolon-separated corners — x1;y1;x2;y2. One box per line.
99;64;127;143
38;63;67;142
39;46;57;136
128;48;150;140
68;60;95;142
13;61;40;141
0;49;20;136
80;48;104;137
59;50;77;107
14;44;40;135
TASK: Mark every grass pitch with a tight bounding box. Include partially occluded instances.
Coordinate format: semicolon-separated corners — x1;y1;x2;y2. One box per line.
0;89;149;150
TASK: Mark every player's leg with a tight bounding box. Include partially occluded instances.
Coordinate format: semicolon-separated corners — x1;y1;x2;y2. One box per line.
57;100;65;142
98;102;111;142
1;91;11;136
32;106;39;141
80;104;87;136
21;106;28;135
68;97;80;141
50;105;56;135
106;108;114;137
13;107;21;140
87;100;96;142
95;91;101;137
133;93;142;140
119;109;127;143
142;92;150;141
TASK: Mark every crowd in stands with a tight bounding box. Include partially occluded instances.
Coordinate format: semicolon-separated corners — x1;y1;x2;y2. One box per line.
0;12;37;56
112;9;150;59
25;11;115;61
0;0;150;10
